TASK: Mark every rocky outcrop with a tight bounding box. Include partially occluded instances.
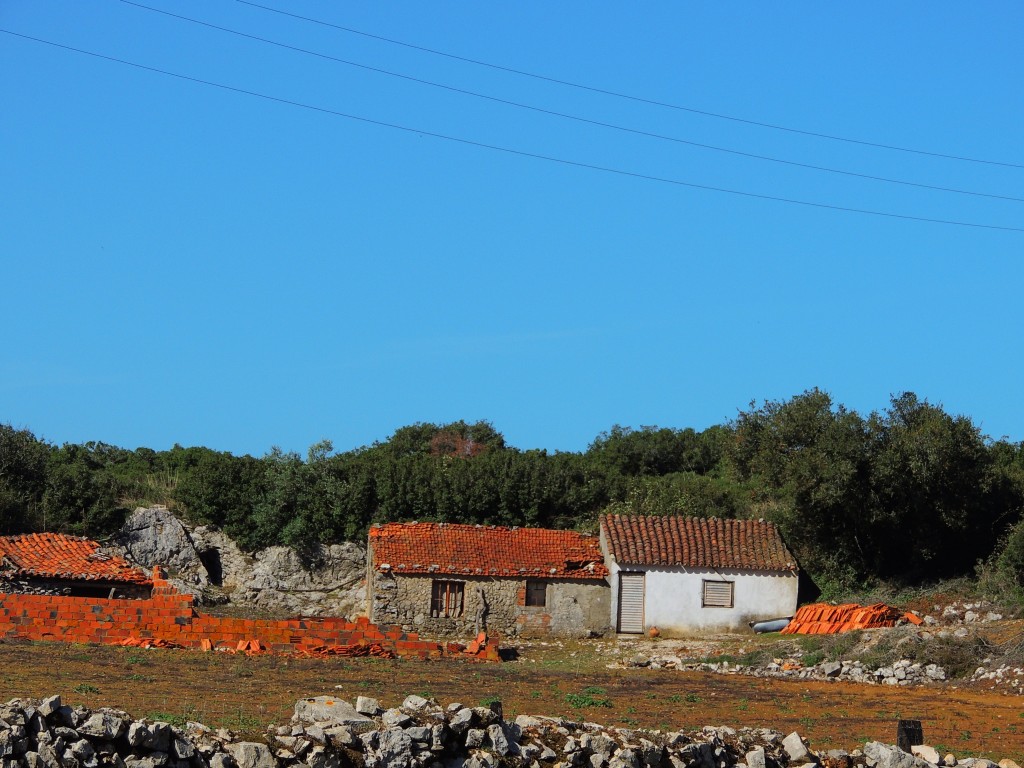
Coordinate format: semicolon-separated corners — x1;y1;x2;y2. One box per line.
114;507;366;618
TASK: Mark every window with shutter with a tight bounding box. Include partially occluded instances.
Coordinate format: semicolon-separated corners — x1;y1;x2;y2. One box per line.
702;579;734;608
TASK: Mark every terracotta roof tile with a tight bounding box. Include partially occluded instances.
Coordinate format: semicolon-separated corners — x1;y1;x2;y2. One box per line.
600;515;797;572
0;533;152;584
369;523;608;579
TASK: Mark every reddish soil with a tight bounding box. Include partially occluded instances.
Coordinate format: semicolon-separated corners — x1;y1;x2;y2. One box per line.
1;638;1021;761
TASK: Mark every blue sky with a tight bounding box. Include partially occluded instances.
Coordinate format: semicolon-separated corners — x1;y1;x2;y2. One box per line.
2;1;1022;456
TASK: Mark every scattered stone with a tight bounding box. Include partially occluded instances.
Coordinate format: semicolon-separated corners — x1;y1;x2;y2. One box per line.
227;743;276;768
293;698;370;727
783;732;810;763
355;697;381;717
912;745;940;764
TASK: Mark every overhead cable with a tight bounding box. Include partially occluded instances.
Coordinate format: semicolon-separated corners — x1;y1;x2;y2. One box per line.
117;0;1024;204
235;0;1024;171
3;29;1021;234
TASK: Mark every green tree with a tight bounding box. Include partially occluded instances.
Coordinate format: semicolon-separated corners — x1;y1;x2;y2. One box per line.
0;424;49;532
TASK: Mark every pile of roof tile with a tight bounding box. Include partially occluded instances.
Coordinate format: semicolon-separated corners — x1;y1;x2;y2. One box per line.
118;636;186;649
294;643;397;659
780;602;907;634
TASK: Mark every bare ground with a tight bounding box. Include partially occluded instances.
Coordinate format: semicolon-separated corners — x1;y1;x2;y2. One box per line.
2;635;1022;761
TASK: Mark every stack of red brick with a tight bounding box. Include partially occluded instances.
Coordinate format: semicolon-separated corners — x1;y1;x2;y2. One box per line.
0;569;499;661
780;602;908;634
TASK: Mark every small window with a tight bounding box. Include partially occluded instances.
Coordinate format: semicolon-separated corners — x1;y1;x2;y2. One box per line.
525;579;547;607
430;580;464;618
702;579;734;608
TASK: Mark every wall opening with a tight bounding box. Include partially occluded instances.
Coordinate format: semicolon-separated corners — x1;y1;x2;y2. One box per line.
198;548;223;586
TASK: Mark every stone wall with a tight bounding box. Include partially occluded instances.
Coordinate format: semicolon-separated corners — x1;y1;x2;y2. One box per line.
370;572;609;637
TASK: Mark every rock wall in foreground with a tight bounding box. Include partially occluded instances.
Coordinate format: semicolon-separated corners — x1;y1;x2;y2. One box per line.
0;694;1014;768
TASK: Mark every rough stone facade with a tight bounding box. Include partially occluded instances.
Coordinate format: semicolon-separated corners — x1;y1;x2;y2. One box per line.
369;572;609;638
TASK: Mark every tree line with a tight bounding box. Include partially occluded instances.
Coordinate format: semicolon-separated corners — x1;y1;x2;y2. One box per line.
3;389;1024;594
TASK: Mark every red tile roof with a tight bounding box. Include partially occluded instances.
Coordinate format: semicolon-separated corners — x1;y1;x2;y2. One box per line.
0;533;152;584
369;522;608;579
600;515;797;572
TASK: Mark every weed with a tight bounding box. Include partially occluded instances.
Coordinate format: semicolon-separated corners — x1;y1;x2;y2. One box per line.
480;696;502;708
529;691;541;699
145;711;192;729
126;673;152;683
684;693;701;703
224;710;261;733
667;694;682;704
736;698;749;712
565;687;612;709
802;650;825;667
73;684;99;695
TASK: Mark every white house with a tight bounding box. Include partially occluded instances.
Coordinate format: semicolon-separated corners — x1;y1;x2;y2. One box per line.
600;514;799;635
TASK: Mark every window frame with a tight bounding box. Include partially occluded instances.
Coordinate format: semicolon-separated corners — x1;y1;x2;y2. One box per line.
430;579;465;618
524;578;548;607
701;579;735;609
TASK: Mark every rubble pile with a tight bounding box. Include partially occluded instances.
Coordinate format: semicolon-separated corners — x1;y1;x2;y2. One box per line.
932;602;1003;626
620;655;948;687
0;695;251;768
0;694;1018;768
971;663;1024;691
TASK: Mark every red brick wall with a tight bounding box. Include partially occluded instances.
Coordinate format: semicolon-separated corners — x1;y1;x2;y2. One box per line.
0;570;500;659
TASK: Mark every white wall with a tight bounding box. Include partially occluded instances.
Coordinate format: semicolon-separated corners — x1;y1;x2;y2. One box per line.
605;555;798;635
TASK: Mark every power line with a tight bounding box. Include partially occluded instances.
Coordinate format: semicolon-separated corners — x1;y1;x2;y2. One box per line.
3;28;1022;234
116;0;1024;205
235;0;1024;171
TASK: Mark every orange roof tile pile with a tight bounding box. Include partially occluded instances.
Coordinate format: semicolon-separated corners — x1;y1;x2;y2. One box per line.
294;643;397;659
779;602;904;634
0;533;152;584
600;515;797;571
369;522;608;578
119;636;186;649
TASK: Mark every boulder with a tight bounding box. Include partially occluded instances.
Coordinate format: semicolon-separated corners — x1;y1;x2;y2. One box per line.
911;746;940;765
783;733;810;763
355;698;382;717
746;748;766;768
117;507;207;591
78;713;126;741
227;743;276;768
293;698;371;728
864;742;931;768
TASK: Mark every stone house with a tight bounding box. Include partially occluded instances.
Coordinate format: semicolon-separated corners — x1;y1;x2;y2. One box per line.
366;522;610;637
0;532;153;599
600;514;799;635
